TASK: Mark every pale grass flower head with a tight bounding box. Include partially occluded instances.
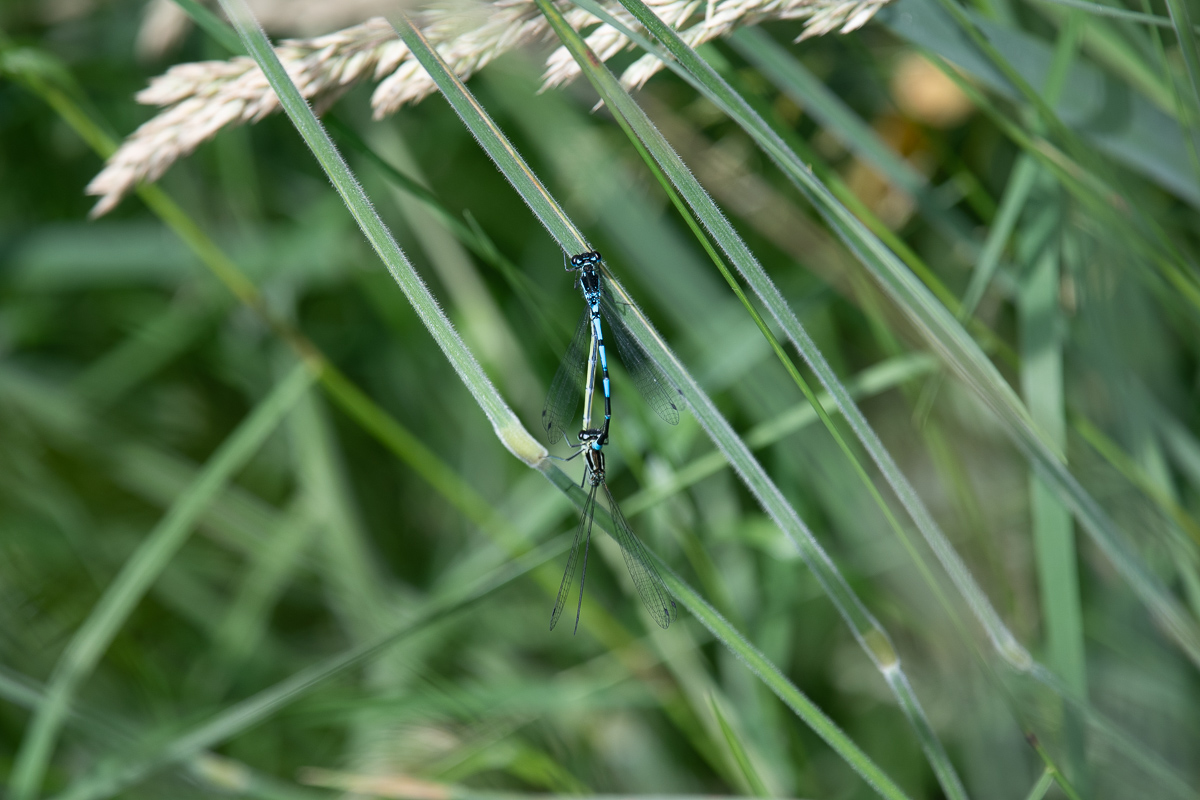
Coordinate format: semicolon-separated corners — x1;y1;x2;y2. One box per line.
87;0;893;216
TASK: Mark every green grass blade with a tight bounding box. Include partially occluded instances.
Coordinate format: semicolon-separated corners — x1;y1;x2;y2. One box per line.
327;113;564;362
214;0;541;469
709;697;771;797
727;26;992;254
1162;0;1200;134
286;386;392;639
168;0;244;54
913;152;1037;421
731;27;927;196
623;354;938;516
7;363;314;800
1022;769;1056;800
0;668;325;800
198;498;317;698
1075;415;1200;546
961;156;1038;319
1034;2;1176;114
46;543;557;800
1017;196;1086;783
879;0;1200;230
70;286;224;408
1030;0;1200;31
396;23;586;254
650;548;913;800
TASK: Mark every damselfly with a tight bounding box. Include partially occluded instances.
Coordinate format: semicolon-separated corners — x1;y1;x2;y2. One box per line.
541;251;680;446
550;427;678;633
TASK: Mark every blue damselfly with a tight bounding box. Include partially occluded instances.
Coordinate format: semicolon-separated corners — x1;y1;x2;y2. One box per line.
544;250;680;632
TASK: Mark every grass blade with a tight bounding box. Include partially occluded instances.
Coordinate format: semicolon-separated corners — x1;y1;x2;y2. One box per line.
710;696;771;797
47;543;557;800
1017;193;1086;779
7;363;314;800
214;0;541;469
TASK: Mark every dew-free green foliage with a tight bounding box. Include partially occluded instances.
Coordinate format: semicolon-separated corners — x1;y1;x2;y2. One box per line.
2;0;1200;798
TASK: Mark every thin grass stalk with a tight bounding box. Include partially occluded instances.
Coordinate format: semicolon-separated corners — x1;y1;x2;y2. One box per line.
913;154;1037;421
171;0;244;54
7;364;315;800
1074;416;1200;544
1;670;346;800
0;670;334;800
1030;0;1200;31
710;697;772;797
1027;733;1085;800
654;554;911;800
1022;769;1056;800
701;54;1012;367
620;356;938;514
1161;0;1200;163
325;114;564;348
602;0;1200;670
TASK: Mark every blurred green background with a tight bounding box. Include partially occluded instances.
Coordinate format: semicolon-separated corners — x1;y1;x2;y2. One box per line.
3;0;1200;798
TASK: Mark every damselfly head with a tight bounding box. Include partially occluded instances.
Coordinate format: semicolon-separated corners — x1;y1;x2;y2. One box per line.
570;251;602;269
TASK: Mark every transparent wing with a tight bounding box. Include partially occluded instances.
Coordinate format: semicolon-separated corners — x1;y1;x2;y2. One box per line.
550;484;597;633
601;291;681;426
541;309;591;444
602;485;678;629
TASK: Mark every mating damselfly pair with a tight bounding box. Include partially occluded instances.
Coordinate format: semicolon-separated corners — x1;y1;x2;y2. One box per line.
542;250;681;633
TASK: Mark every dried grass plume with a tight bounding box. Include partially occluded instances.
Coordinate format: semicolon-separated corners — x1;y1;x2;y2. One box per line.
87;0;889;216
